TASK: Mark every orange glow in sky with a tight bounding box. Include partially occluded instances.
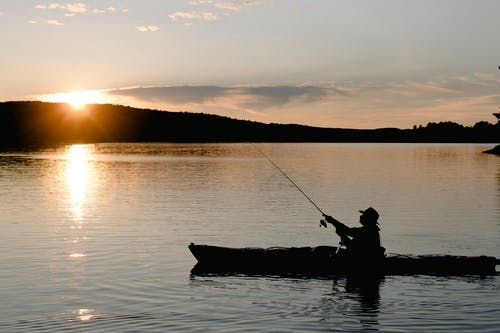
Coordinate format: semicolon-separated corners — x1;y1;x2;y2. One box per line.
41;90;103;110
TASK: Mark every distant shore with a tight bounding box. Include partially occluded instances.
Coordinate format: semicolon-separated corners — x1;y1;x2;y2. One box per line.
1;101;499;147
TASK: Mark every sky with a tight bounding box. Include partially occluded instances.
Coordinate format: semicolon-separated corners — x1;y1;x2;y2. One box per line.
1;0;499;129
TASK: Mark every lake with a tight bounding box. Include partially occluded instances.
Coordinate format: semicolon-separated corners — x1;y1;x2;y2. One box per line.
0;143;498;332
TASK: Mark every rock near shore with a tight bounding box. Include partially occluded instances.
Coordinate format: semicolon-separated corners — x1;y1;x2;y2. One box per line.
483;145;500;155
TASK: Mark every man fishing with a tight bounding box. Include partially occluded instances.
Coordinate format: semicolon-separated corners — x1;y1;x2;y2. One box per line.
256;146;385;261
321;207;385;260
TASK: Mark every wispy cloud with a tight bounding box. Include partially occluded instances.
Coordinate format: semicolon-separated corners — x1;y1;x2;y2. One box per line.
215;1;263;11
106;85;331;113
27;17;67;25
27;18;65;26
34;2;127;18
92;7;117;14
190;0;214;5
136;25;160;32
47;19;64;25
65;2;87;13
168;11;217;21
169;0;264;24
35;2;87;14
383;81;460;98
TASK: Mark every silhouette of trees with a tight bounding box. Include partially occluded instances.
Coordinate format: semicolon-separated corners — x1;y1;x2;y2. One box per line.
493;112;500;124
409;120;498;143
0;101;498;148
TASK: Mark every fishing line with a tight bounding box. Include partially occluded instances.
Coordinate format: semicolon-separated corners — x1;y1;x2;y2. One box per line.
254;145;326;216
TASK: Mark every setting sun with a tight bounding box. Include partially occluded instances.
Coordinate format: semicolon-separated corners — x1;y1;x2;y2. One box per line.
42;90;103;110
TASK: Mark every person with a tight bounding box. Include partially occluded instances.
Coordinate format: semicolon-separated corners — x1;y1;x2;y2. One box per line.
322;207;385;260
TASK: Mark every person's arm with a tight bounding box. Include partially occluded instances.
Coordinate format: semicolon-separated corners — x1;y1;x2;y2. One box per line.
323;215;349;236
343;226;363;237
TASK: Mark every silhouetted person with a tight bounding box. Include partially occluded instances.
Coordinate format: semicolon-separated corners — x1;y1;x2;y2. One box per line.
322;207;385;261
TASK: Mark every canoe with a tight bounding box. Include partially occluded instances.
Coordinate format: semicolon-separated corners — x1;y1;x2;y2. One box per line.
189;243;500;276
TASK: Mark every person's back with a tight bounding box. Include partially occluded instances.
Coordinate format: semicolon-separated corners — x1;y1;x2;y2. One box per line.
342;223;384;259
323;207;385;260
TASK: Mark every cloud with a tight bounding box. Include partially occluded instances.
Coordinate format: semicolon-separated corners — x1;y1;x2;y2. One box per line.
35;2;87;14
65;2;87;13
93;6;121;14
168;11;217;21
381;75;500;103
239;86;329;108
169;0;263;24
47;19;64;25
190;0;214;5
136;25;160;32
107;86;225;104
106;85;331;113
35;2;126;16
215;1;263;11
382;81;460;98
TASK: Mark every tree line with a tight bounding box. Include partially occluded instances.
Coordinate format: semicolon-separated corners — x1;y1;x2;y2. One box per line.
0;101;498;148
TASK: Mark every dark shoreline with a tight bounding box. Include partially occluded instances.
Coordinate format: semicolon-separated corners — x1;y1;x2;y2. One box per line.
1;101;499;147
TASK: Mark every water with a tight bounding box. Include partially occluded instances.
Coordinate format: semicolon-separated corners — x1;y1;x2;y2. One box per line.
0;143;498;332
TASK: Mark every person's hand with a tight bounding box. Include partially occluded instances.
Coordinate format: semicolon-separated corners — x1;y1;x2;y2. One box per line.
323;215;335;224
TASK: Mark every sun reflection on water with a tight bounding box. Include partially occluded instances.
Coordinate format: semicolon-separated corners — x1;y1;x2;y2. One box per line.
66;145;90;222
65;144;95;260
69;253;86;258
74;308;95;321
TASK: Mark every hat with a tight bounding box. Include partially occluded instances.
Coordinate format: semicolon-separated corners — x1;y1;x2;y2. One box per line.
359;207;379;222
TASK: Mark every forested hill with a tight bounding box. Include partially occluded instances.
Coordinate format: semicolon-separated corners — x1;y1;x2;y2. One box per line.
0;101;498;147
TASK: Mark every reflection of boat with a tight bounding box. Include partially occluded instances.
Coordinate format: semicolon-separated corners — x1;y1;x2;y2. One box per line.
189;243;500;276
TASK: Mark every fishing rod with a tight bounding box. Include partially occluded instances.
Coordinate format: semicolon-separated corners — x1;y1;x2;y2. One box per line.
255;145;326;216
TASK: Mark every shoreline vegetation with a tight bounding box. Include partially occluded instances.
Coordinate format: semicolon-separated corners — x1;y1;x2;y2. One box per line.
1;101;498;150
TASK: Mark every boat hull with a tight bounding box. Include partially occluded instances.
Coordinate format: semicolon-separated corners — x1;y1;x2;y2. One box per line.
189;243;500;276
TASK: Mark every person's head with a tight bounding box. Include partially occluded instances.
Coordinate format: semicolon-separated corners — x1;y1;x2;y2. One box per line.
359;207;379;226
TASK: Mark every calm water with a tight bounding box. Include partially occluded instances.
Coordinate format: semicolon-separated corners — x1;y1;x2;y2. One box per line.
0;143;498;332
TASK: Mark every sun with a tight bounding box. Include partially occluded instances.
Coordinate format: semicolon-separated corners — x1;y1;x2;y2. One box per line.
42;90;103;110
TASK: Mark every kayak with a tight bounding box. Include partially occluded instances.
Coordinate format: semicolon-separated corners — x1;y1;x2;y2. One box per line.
188;243;500;276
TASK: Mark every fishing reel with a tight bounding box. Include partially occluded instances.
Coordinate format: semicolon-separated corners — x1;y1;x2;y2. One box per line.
319;219;328;228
